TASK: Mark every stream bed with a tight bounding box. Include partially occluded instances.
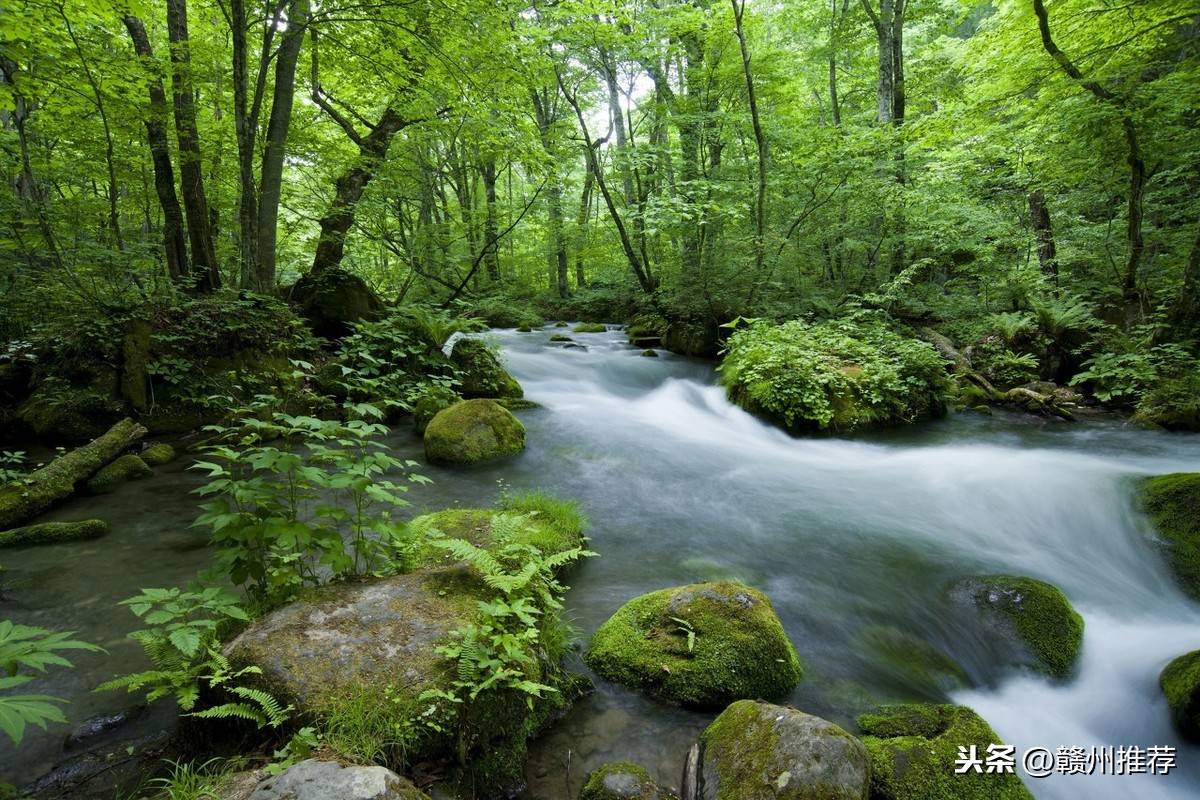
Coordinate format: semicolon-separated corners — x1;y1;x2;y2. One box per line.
2;325;1199;799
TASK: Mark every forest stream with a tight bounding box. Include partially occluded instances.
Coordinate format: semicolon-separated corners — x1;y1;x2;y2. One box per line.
2;325;1199;799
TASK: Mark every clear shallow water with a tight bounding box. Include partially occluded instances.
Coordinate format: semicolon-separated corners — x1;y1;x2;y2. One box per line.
3;325;1199;799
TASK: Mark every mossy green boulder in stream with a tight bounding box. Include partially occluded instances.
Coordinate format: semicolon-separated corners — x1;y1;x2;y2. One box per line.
449;338;523;399
423;399;525;464
573;323;608;333
580;762;677;800
719;318;948;433
585;582;802;708
0;519;108;547
1160;650;1200;741
85;453;152;494
695;700;870;800
858;704;1033;800
1140;472;1200;599
409;493;586;565
951;575;1083;679
139;442;177;466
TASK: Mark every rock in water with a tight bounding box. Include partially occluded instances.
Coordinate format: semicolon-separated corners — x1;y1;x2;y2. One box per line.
85;453;152;494
858;704;1032;800
423;399;525;464
239;760;427;800
1140;472;1200;600
580;762;678;800
448;337;523;399
950;574;1083;679
0;519;108;548
1160;649;1200;741
696;700;869;800
585;581;802;708
140;442;177;466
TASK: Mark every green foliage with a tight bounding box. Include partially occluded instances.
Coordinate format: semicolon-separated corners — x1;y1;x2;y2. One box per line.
193;398;428;609
0;621;100;745
150;758;241;800
0;452;27;484
719;315;949;432
336;309;462;410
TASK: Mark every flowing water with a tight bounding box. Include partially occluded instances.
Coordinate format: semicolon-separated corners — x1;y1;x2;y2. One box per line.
2;325;1198;799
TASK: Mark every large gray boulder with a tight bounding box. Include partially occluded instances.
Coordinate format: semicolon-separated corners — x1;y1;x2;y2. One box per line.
241;760;426;800
694;700;869;800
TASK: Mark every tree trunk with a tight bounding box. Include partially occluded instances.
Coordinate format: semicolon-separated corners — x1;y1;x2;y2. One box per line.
575;157;594;288
1165;221;1200;340
124;16;189;282
254;0;309;290
481;158;500;281
530;87;570;297
678;31;705;281
1028;189;1058;284
732;0;767;284
165;0;219;292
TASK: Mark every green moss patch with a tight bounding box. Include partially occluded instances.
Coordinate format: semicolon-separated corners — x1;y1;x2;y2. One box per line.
409;494;586;566
859;704;1032;800
1160;649;1200;741
1140;473;1200;600
581;762;676;800
953;575;1083;679
573;323;608;334
85;454;152;495
585;581;802;708
858;625;969;694
140;442;177;466
449;338;523;399
0;519;108;547
423;399;525;464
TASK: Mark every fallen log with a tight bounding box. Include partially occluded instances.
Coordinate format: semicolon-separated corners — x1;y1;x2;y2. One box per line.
0;417;146;529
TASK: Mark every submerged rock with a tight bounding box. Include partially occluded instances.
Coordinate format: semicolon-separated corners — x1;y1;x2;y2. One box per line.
236;759;427;800
1160;649;1200;741
24;730;173;800
585;581;802;708
858;704;1032;800
857;625;968;694
63;704;147;750
449;337;523;399
641;349;659;358
0;519;108;548
550;334;574;343
1140;472;1200;600
951;575;1083;679
696;700;870;800
581;762;677;800
423;399;525;464
140;442;177;466
85;453;152;494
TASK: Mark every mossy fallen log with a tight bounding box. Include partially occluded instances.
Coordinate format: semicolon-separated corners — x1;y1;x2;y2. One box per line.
0;417;146;529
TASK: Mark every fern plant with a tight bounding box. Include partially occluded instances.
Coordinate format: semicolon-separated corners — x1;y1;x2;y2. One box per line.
0;620;100;745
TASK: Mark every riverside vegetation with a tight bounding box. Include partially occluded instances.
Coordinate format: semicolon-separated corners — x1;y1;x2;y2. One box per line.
2;0;1200;797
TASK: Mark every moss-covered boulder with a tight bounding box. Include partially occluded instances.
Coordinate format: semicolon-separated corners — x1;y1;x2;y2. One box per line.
412;387;462;434
1160;650;1200;741
641;349;659;358
225;565;575;794
580;762;677;800
951;575;1083;679
573;323;608;334
663;320;719;358
0;519;108;548
140;442;177;466
85;454;152;495
1140;473;1200;600
719;319;949;433
409;495;585;566
550;334;573;343
626;315;666;347
695;700;869;800
16;380;125;442
585;582;802;708
423;399;525;465
291;268;384;339
858;704;1032;800
448;338;522;399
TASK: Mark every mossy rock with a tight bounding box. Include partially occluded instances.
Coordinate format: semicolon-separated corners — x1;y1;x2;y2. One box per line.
550;334;574;343
698;700;870;800
555;321;569;327
641;350;659;358
951;575;1083;679
517;325;533;333
423;399;525;464
626;315;667;347
0;519;108;548
412;387;461;434
662;320;720;358
225;566;576;793
449;338;523;399
231;759;430;800
573;323;608;334
140;442;176;466
85;454;152;495
585;582;803;708
16;382;124;442
1160;650;1200;741
1140;473;1200;600
858;626;968;694
291;268;384;339
580;762;677;800
858;704;1032;800
408;504;585;566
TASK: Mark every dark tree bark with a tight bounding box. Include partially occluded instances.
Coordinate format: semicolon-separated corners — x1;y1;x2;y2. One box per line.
166;0;219;291
530;86;570;297
1165;222;1200;340
575;155;594;288
123;16;189;282
732;0;767;283
677;30;705;281
1028;189;1058;284
254;0;309;290
1032;0;1145;304
480;158;500;281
